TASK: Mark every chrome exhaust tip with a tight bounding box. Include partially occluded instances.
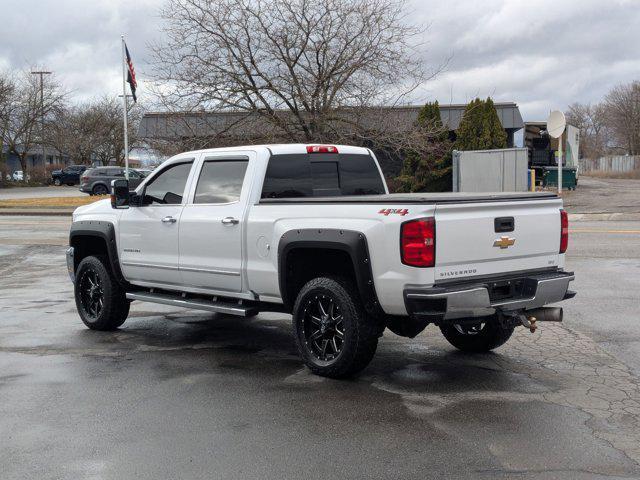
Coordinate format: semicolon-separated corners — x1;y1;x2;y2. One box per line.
527;307;563;323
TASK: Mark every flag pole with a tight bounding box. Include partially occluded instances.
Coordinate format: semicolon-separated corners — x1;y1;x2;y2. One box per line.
121;35;129;180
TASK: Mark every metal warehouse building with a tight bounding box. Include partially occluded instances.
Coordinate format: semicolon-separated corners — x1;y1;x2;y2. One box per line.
139;103;524;149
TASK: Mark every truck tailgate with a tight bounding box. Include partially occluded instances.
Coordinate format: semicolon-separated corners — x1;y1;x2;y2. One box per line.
434;199;563;281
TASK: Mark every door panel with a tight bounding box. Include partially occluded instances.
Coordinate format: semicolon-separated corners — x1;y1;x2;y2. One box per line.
119;205;184;284
179;203;244;291
179;158;249;292
118;160;195;285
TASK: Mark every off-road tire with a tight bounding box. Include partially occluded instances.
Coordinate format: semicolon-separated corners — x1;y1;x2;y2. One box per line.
292;276;380;379
440;317;514;352
74;255;129;331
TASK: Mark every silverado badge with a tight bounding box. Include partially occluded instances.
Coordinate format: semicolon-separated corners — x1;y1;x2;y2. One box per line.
493;236;516;249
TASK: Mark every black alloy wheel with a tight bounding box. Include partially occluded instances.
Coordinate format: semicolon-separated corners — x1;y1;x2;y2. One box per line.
78;268;104;320
453;322;486;335
302;293;345;362
440;316;515;352
292;276;380;378
74;255;129;330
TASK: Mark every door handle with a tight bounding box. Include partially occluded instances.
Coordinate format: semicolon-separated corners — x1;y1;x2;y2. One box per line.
221;217;239;226
161;216;177;224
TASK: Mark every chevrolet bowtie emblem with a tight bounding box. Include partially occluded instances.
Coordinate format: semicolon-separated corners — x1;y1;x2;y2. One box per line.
493;236;516;249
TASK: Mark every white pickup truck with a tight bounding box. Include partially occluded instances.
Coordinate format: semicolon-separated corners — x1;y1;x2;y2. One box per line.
67;144;575;378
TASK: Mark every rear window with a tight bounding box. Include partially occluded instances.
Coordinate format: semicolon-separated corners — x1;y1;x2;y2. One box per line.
261;153;385;198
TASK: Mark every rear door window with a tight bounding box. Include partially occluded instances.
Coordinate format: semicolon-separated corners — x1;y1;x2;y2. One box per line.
193;160;248;204
261;153;384;198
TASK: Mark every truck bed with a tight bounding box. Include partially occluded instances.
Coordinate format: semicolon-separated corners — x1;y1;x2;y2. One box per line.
259;192;558;204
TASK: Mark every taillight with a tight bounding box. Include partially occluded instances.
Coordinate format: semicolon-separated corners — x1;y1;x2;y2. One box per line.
401;218;435;267
560;209;568;253
306;145;338;154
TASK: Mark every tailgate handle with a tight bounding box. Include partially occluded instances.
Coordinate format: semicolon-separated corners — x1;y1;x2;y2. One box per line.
494;217;514;232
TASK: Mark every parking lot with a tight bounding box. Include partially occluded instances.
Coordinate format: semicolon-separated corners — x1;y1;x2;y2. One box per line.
1;214;639;479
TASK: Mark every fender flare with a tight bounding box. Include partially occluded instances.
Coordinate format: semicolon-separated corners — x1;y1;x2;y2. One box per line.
277;228;383;317
69;220;126;285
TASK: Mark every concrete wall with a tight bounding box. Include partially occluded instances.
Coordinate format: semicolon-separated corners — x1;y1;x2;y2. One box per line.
452;148;529;192
580;156;640;173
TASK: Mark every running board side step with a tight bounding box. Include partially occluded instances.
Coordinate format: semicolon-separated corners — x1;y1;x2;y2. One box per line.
126;292;258;317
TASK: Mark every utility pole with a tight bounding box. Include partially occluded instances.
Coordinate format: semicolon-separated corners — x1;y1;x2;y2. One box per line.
31;71;52;173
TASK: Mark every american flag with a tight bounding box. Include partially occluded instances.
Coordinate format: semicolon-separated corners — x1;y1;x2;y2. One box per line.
125;43;137;102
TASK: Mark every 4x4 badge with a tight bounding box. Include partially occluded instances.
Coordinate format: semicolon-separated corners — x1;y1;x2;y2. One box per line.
493;236;516;249
378;208;409;216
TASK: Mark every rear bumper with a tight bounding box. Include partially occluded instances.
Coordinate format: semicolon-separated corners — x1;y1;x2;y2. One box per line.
404;270;575;322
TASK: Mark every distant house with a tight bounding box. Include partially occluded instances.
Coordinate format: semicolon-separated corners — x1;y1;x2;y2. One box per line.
1;144;70;173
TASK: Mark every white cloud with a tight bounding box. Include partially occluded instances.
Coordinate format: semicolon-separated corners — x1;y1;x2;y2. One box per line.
0;0;163;102
1;0;639;121
408;0;640;119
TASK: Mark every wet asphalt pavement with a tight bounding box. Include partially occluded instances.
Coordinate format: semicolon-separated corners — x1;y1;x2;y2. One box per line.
1;216;640;479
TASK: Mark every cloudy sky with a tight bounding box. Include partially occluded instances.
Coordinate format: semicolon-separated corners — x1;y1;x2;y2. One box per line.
1;0;639;121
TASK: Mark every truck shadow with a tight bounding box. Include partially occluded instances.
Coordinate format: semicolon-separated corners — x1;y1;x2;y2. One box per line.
78;311;559;395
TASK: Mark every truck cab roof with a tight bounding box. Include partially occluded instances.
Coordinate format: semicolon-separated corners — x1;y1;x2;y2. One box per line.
170;143;372;159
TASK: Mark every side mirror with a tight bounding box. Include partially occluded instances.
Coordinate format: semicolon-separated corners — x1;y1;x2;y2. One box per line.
111;179;130;209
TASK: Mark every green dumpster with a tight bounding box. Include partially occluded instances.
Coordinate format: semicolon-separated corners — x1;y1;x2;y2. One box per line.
542;166;578;190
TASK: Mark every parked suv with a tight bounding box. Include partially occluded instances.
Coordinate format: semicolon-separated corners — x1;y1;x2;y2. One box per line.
79;167;145;195
51;165;87;186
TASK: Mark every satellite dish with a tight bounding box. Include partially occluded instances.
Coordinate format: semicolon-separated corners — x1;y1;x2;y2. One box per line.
547;110;566;139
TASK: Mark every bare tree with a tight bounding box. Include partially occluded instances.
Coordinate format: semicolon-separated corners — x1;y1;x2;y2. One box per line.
47;96;143;166
91;97;143;166
604;81;640;155
150;0;436;152
48;104;102;165
1;71;65;175
565;102;609;158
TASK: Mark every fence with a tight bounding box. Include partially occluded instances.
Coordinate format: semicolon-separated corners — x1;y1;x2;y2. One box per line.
452;148;529;192
579;156;640;173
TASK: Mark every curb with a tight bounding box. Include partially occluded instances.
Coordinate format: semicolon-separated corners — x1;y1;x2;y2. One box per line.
0;208;74;216
568;212;640;222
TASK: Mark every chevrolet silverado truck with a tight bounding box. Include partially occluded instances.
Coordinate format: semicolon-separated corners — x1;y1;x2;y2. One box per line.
67;144;575;378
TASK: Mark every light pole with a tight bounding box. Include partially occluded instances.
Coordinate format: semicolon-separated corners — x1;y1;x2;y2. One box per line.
31;70;52;173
